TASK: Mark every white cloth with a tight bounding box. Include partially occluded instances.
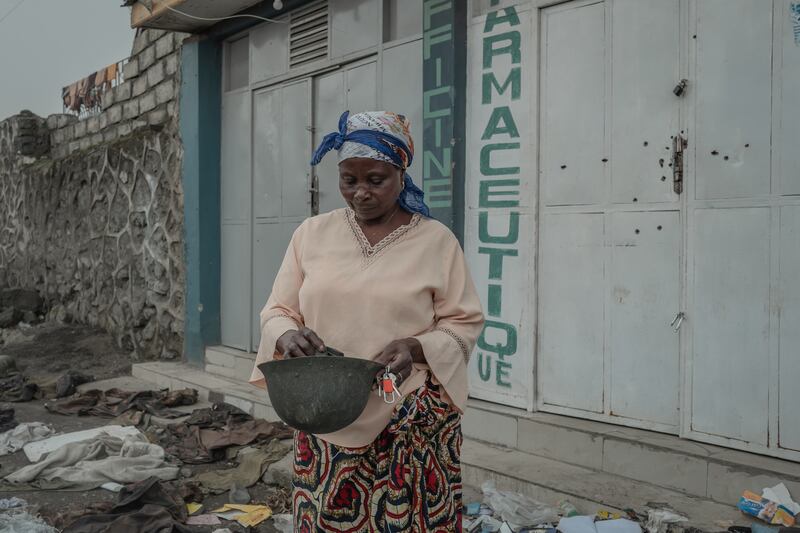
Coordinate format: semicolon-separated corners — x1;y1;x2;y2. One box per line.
0;422;54;456
4;434;178;490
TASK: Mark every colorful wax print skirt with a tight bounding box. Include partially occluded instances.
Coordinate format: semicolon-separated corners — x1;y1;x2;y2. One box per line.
293;378;463;532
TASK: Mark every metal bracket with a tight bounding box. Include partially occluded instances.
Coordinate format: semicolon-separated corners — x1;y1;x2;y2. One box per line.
670;312;685;331
672;134;686;195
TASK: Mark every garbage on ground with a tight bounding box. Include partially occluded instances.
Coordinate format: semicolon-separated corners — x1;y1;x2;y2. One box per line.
186;513;222;525
228;482;251;503
185;502;202;515
60;477;191;533
738;488;797;527
194;439;291;493
0;508;59;533
645;509;688;533
153;402;292;464
0;406;16;432
0;422;54;456
45;387;197;419
762;484;800;516
559;501;579;517
597;511;623;520
0;497;27;509
558;515;599;533
559;515;643;533
465;513;504;533
211;503;273;527
3;431;178;491
23;424;141;461
272;513;293;533
482;480;560;530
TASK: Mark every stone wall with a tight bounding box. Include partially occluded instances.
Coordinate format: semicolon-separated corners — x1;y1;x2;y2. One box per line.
0;28;187;360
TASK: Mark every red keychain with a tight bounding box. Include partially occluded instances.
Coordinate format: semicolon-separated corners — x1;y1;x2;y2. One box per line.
378;366;400;404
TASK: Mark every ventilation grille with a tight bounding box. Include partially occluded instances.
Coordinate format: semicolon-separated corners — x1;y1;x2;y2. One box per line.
289;0;329;69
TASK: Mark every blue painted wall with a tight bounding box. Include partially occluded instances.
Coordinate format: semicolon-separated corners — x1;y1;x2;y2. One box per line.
181;38;222;366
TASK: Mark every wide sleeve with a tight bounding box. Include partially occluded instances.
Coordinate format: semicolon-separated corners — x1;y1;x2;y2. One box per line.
413;237;485;411
249;223;307;387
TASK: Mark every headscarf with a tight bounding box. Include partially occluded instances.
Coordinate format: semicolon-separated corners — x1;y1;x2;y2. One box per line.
310;111;431;217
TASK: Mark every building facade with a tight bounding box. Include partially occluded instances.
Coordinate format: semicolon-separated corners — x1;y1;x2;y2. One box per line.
132;0;800;463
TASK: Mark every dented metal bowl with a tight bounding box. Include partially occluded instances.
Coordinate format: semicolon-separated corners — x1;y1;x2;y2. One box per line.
257;355;383;434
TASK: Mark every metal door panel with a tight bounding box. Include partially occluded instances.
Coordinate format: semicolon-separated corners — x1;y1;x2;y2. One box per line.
779;206;800;451
221;91;252;221
778;1;800;196
694;0;773;200
250;20;289;83
281;81;311;217
346;61;378;113
253;87;282;219
610;0;680;204
314;71;347;214
539;212;605;412
221;223;251;350
220;89;252;350
330;0;380;59
691;207;770;445
251;221;301;350
541;2;606;207
610;211;680;426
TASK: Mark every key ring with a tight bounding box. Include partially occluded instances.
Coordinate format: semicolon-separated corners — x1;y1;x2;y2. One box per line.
378;365;401;404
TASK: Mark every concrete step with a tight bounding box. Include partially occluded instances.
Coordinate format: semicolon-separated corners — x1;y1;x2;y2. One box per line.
462;439;745;531
132;361;279;422
204;344;256;382
463;399;800;507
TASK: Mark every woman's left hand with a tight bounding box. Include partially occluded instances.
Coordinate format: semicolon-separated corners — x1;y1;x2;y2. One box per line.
374;338;423;384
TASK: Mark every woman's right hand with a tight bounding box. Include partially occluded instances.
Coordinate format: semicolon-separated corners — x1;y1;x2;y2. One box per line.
276;327;326;358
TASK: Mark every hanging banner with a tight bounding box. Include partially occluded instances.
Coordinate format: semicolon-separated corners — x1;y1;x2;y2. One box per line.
465;2;532;409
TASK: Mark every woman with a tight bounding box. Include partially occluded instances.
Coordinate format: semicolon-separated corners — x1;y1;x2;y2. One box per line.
250;110;484;532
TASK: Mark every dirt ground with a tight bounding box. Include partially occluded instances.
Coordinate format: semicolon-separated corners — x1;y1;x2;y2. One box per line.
0;322;131;384
0;323;281;532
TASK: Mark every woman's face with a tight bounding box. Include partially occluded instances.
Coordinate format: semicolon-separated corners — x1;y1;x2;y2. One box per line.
338;158;403;222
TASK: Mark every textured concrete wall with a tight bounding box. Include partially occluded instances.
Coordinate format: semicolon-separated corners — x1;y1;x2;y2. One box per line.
0;29;187;360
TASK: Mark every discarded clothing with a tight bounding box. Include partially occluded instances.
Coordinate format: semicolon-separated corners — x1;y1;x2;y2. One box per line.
46;387;197;419
156;402;292;464
40;502;115;530
0;372;40;402
62;477;191;533
0;422;54;456
55;371;94;398
3;433;178;491
23;425;142;462
0;496;27;509
193;440;290;492
0;509;58;533
0;407;16;433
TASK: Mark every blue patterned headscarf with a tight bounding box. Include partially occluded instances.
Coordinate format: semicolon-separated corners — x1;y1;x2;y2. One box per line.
310;111;431;217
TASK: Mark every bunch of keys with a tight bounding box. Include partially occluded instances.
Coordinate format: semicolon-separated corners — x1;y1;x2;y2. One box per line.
378;366;400;404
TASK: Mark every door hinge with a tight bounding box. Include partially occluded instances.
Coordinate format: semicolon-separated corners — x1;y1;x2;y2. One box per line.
309;173;319;215
672;134;686;195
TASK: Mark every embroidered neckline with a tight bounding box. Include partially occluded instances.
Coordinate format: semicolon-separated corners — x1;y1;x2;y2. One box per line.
344;208;422;261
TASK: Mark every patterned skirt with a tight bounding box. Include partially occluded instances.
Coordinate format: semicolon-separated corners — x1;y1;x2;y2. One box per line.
293;378;463;532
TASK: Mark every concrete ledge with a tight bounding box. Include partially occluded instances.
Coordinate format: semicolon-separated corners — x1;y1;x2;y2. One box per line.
462;439;743;531
132;362;278;423
465;399;800;504
205;345;256;382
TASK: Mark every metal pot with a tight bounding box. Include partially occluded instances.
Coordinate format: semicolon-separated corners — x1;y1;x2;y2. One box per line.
257;354;383;434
